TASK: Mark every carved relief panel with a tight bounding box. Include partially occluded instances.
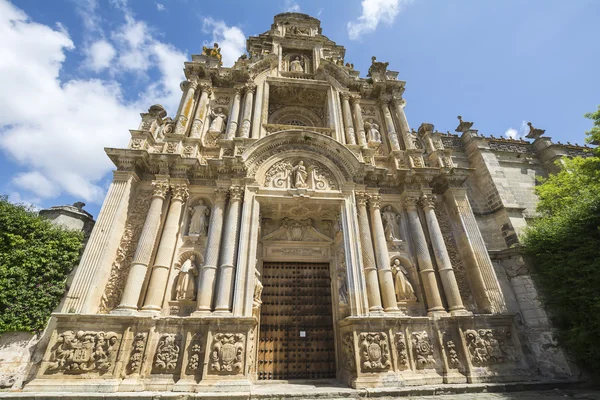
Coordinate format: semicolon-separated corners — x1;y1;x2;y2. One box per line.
264;159;338;190
152;334;182;374
359;332;391;372
209;333;245;374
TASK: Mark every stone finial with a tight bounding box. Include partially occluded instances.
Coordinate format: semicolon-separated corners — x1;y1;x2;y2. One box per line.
73;202;85;210
367;56;389;78
525;122;546;140
455;116;474;133
418;123;434;136
202;42;222;66
148;104;167;119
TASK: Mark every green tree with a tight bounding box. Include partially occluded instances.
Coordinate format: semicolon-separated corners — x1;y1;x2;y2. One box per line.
0;196;83;333
522;107;600;375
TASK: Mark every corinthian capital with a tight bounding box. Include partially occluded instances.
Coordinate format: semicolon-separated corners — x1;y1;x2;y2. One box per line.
171;184;189;201
355;192;369;207
403;195;419;211
418;194;437;210
369;194;382;210
340;92;351;101
214;188;229;203
229;186;244;202
152;180;170;198
181;79;198;92
392;97;406;108
350;94;361;105
199;83;213;95
244;83;257;94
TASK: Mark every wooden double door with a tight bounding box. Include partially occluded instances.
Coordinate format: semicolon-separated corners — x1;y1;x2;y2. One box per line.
258;262;335;380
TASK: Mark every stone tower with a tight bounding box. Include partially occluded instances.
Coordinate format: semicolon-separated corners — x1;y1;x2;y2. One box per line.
24;13;585;394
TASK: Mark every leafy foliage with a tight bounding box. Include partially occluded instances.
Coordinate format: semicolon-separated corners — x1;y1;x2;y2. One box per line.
522;108;600;375
0;196;83;333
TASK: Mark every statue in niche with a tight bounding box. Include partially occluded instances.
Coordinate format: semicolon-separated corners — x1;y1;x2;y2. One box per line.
289;56;304;73
188;200;210;236
337;266;349;306
391;259;416;301
208;107;227;133
175;255;199;300
291;160;308;188
381;206;401;241
365;121;382;143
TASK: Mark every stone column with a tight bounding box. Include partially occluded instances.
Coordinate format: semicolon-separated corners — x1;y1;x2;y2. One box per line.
225;88;242;140
368;194;399;312
379;100;401;151
403;195;445;313
251;82;264;139
355;192;383;311
65;170;138;314
239;84;256;138
141;183;189;312
189;84;212;138
419;195;467;314
195;188;228;313
340;92;357;145
392;98;413;150
174;79;198;136
214;186;244;313
116;180;170;312
351;95;367;147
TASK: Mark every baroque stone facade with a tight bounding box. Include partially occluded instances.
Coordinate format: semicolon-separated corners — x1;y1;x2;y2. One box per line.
21;12;586;394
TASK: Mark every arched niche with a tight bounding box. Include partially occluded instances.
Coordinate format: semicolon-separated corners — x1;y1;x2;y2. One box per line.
268;105;323;127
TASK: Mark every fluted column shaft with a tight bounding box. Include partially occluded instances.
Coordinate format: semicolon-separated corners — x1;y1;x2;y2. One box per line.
369;195;399;312
116;180;169;311
341;93;357;145
419;195;466;314
214;186;244;312
240;85;255;138
379;101;401;151
174;80;198;136
195;188;228;312
355;193;383;311
225;88;242;140
392;98;413;150
190;85;212;138
351;96;367;147
404;196;445;312
141;183;189;312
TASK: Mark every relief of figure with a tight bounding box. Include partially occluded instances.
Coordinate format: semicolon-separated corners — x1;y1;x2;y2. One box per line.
175;255;199;300
208;107;227;133
202;42;222;65
365;122;382;143
291;161;308;188
188;200;210;236
289;56;304;72
381;206;401;241
391;259;416;301
337;265;349;306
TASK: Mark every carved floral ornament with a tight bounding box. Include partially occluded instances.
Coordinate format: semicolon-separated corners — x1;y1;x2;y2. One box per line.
411;331;436;369
154;334;181;373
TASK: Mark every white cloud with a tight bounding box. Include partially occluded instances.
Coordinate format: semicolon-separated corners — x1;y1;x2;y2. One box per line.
202;18;246;67
156;2;165;11
284;0;301;12
504;121;529;140
347;0;412;40
84;39;116;71
7;191;41;209
12;171;59;198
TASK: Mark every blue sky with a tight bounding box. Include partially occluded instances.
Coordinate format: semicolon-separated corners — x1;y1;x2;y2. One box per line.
1;0;599;218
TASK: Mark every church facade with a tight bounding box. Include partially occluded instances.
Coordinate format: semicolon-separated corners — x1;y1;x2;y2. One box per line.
24;13;586;393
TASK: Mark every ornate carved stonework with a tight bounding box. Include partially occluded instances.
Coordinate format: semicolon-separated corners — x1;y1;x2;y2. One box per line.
359;332;391;371
264;159;338;190
443;332;461;369
342;333;356;372
127;332;147;375
187;335;202;372
46;331;120;374
411;331;436;369
153;334;181;373
465;329;517;366
210;333;245;374
394;333;409;370
262;218;332;242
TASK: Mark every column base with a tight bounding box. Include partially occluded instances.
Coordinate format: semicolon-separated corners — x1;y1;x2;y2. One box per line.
427;309;450;319
110;307;138;315
191;309;211;316
449;308;472;317
138;307;161;315
212;309;233;315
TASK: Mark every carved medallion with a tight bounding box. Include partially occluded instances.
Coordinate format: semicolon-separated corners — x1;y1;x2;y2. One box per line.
210;333;245;374
46;331;120;374
359;332;391;371
411;331;436;369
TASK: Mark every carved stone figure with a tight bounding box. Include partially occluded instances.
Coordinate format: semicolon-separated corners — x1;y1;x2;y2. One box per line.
253;278;263;309
174;255;199;300
337;266;349;306
291;160;308;188
365;122;382;143
46;331;120;374
208;107;227;133
188;201;210;236
153;334;181;372
127;333;147;375
465;329;514;366
391;259;416;301
526;122;546;139
381;206;400;241
289;56;304;72
264;160;337;190
455;115;474;133
202;42;222;65
367;56;389;78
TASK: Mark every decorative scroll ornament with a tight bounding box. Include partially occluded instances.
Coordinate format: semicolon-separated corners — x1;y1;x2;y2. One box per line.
411;331;436;369
210;333;245;374
465;329;517;366
262;218;332;242
46;331;120;374
443;332;461;369
395;333;409;369
187;335;202;372
246;328;256;374
154;334;181;372
359;332;391;371
127;333;147;374
264;159;338;190
342;333;356;372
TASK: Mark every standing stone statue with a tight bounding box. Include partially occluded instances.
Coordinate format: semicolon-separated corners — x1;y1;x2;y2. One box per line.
289;56;304;72
365;122;382;143
208;107;227;133
381;206;400;241
391;259;416;301
291;161;308;188
188;201;210;236
175;255;199;300
337;266;349;306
